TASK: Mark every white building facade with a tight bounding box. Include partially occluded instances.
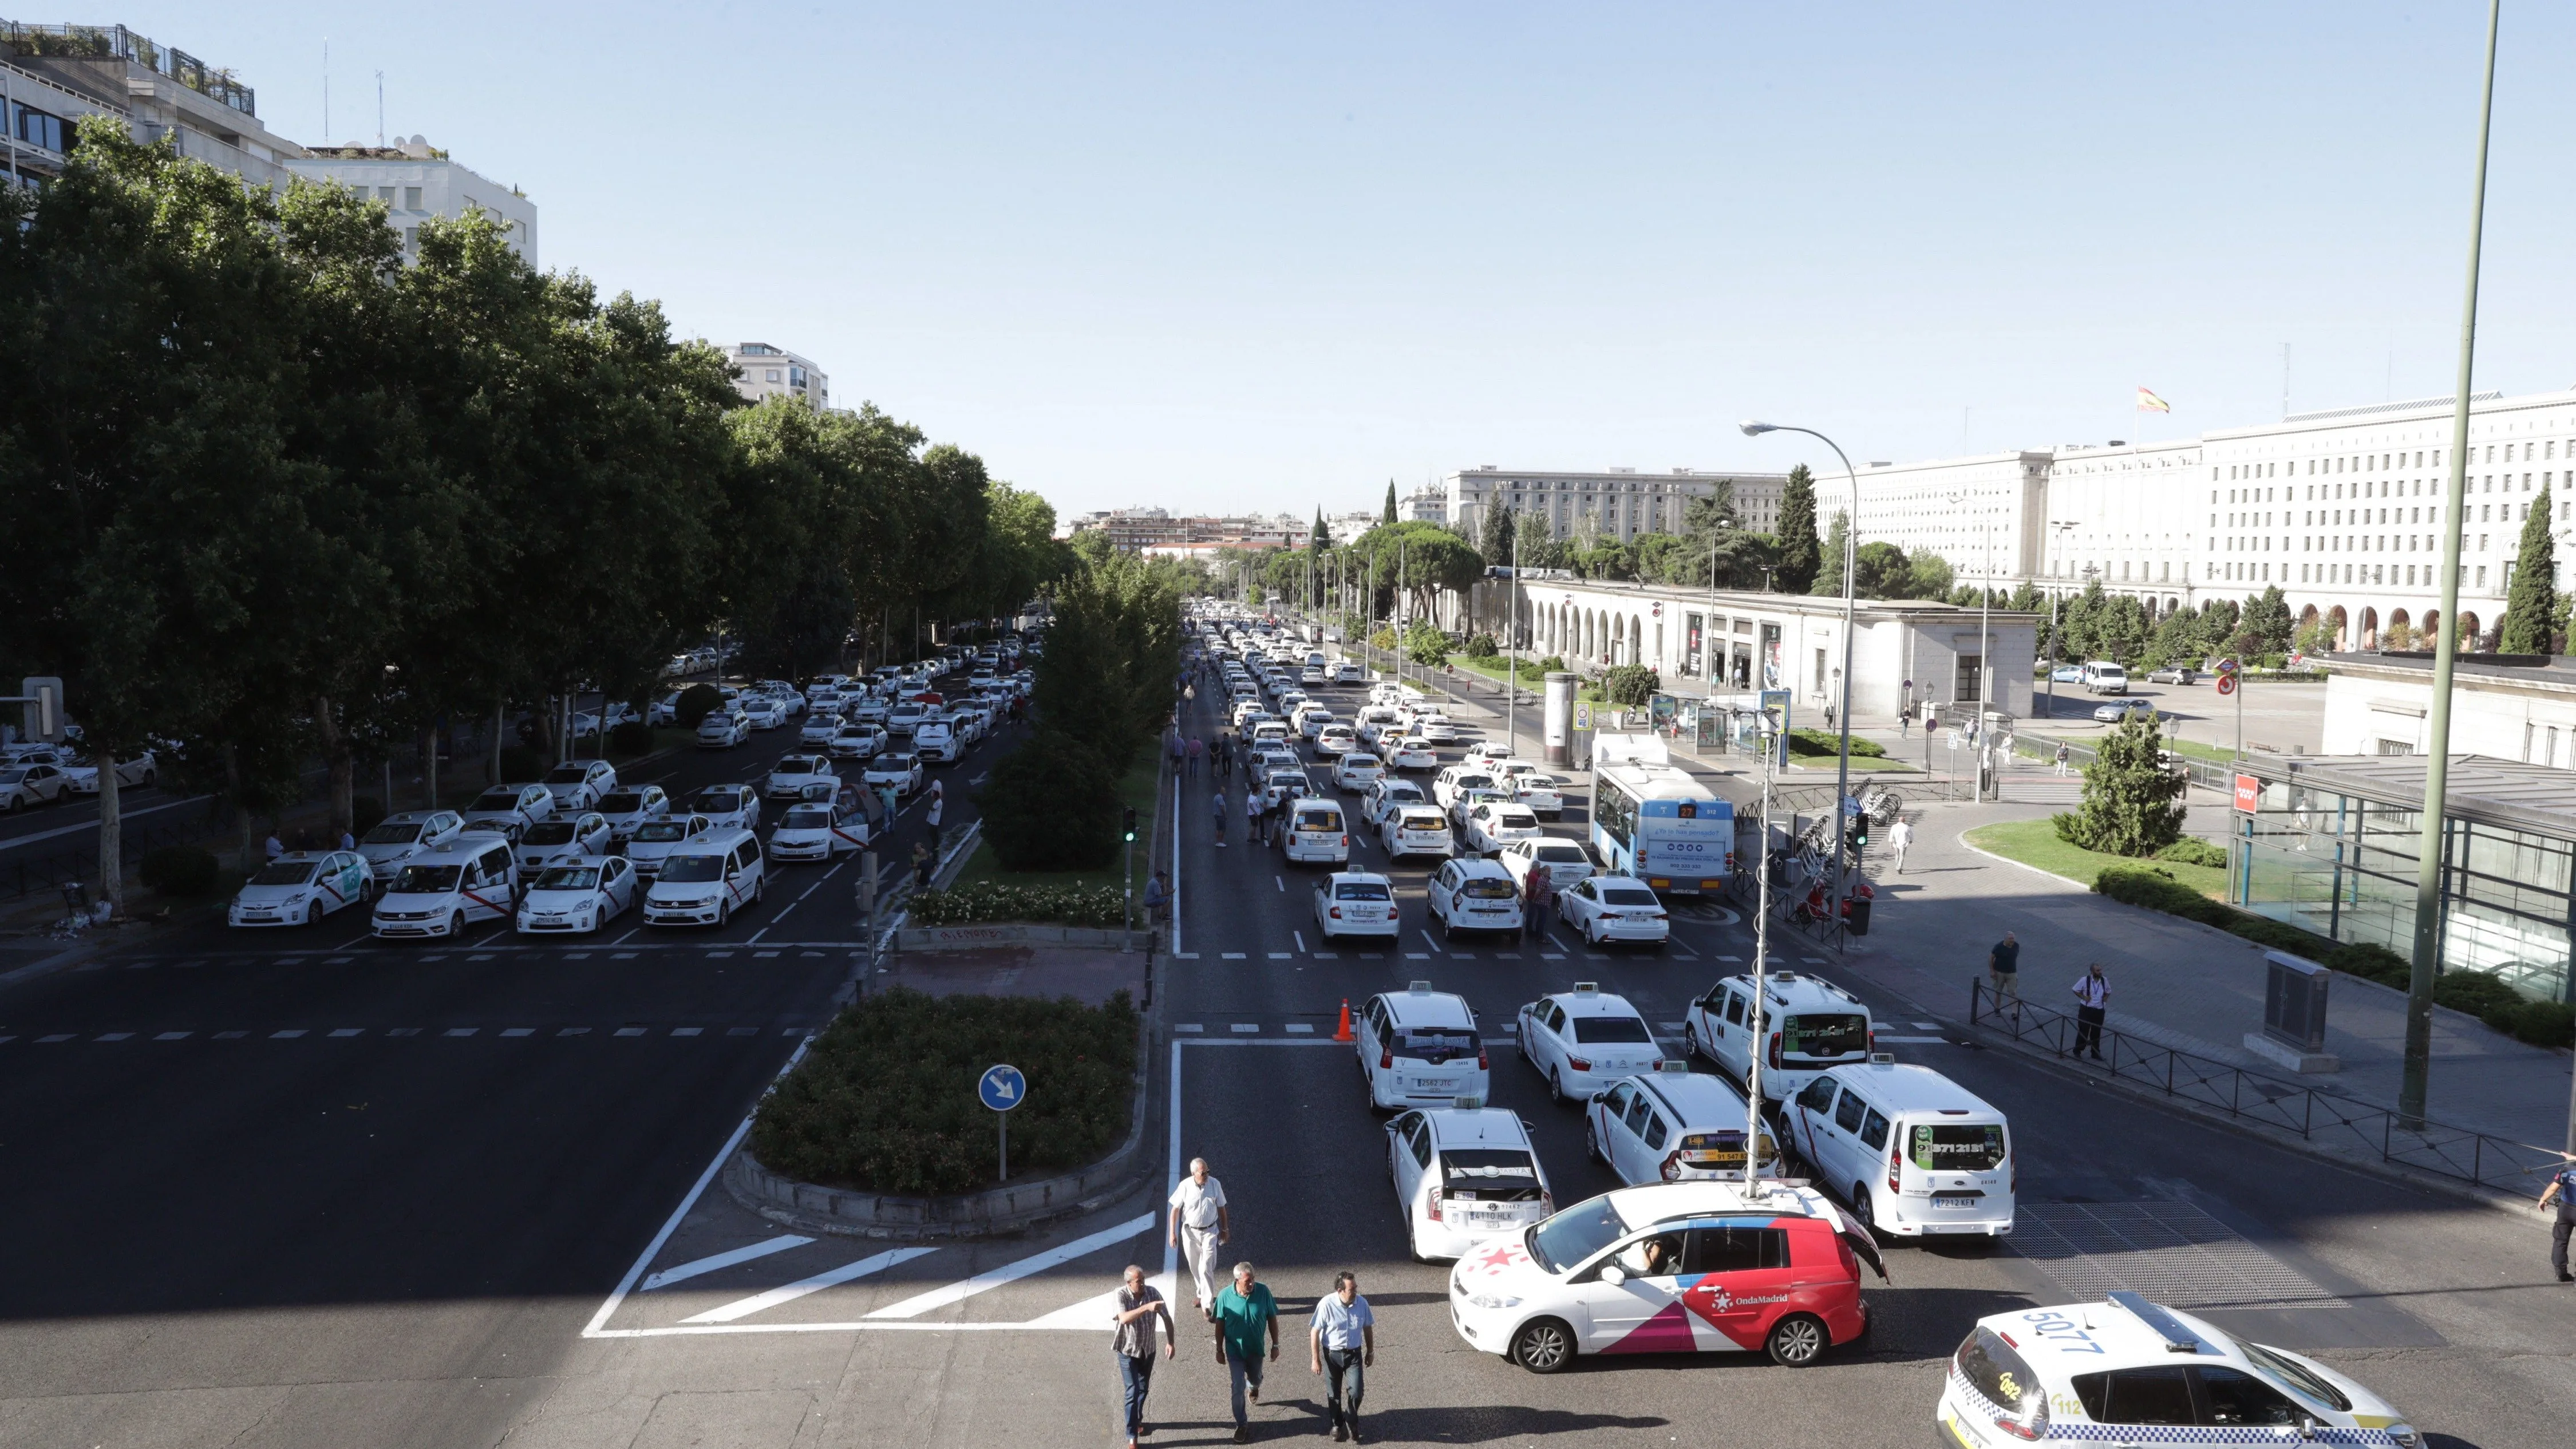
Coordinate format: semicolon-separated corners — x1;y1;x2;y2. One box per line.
1437;466;1787;546
728;343;829;409
3;21;305;187
286;139;538;264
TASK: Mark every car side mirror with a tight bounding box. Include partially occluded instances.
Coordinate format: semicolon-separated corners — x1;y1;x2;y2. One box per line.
2297;1418;2318;1443
1599;1265;1626;1286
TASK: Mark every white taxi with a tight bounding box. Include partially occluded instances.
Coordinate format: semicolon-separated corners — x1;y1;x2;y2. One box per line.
1381;806;1455;860
1461;801;1546;856
763;753;839;801
1356;984;1488;1110
1382;735;1439;772
1511;772;1568;819
1587;1063;1780;1186
1313;870;1397;941
1938;1294;2419;1449
770;789;870;862
515;855;638;934
357;810;464;883
230;850;373;927
1427;856;1524;939
1386;1107;1555;1262
1282;798;1350;867
684;783;761;832
1330;751;1383;793
1362;777;1429;828
515;811;612;880
1417;714;1459;744
1515;985;1662;1102
1495;837;1595;893
1558;875;1672;948
593;785;670;842
624;814;712;879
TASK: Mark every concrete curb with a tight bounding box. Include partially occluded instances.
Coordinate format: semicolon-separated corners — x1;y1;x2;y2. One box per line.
895;923;1152;952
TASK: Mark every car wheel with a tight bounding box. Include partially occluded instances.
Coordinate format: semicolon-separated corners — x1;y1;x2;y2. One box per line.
141;770;156;788
1585;1117;1603;1163
717;899;730;928
1550;1067;1566;1105
304;900;322;926
1407;1215;1428;1263
1767;1312;1830;1368
1852;1184;1879;1237
5;797;19;814
1511;1317;1576;1375
1684;1022;1701;1059
448;911;464;937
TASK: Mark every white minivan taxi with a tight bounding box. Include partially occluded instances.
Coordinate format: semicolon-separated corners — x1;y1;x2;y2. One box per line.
1282;797;1350;866
1939;1293;2418;1449
1356;984;1488;1111
1386;1106;1555;1262
1787;1059;2013;1239
1427;856;1524;939
1684;971;1876;1104
642;827;765;927
371;833;517;938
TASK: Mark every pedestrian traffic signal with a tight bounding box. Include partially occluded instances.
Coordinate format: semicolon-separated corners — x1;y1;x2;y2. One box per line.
1122;807;1138;843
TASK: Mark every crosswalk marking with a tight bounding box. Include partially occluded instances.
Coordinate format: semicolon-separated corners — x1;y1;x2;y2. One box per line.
155;1032;190;1041
1230;1024;1258;1033
673;1026;702;1037
864;1214;1154;1321
215;1030;248;1039
1026;1270;1177;1332
272;1029;306;1039
560;1026;590;1036
1876;1035;1949;1044
615;1026;646;1037
97;1032;133;1041
444;1028;476;1037
642;1234;813;1292
500;1028;535;1037
1175;1024;1203;1033
329;1028;364;1037
682;1246;937;1324
1266;951;1291;960
1221;951;1247;960
1285;1024;1314;1034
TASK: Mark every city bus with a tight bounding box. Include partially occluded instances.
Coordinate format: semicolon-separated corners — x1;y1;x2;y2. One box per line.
1589;735;1733;894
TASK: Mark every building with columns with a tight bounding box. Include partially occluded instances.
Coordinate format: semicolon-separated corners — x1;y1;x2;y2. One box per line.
1436;466;1788;546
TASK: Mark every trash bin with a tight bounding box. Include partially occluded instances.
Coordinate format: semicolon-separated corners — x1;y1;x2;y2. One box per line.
1844;895;1871;937
59;879;86;914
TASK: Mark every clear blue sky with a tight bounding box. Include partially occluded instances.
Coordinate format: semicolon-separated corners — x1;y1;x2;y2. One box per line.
127;2;2576;520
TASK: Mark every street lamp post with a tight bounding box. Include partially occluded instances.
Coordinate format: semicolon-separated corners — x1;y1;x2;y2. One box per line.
1743;421;1861;927
2045;520;2079;718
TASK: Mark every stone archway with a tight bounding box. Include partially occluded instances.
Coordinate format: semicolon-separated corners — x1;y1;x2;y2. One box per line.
2421;610;2440;650
2326;605;2349;651
2361;606;2379;651
2459;610;2482;650
2388;608;2414;649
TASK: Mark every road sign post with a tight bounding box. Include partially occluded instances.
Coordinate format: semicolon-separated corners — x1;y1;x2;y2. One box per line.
979;1063;1026;1182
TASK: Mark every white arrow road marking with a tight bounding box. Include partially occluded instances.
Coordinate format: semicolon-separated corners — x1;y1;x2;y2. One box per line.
863;1213;1155;1320
682;1246;937;1324
643;1234;813;1291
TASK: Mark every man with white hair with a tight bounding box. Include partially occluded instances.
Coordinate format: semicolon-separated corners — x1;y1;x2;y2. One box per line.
1166;1156;1230;1316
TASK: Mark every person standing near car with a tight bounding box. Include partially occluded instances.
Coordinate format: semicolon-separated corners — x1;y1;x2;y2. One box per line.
1987;932;2021;1008
925;777;945;833
1111;1263;1176;1449
2538;1155;2576;1282
1211;1261;1278;1444
2071;961;2110;1060
1523;867;1553;941
1309;1270;1374;1443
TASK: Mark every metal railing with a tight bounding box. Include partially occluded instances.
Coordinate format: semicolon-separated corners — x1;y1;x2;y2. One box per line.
2;800;227;898
1967;981;2569;1193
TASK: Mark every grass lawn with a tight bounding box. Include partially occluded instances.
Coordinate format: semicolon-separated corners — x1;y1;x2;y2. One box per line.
1784;753;1917;774
1452;656;1607;702
1963;818;2230;899
951;753;1163;896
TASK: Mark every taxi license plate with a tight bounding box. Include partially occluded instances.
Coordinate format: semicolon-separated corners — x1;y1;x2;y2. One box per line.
1933;1196;1982;1209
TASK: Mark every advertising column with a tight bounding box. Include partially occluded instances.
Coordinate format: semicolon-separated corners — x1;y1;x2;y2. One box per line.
1543;672;1577;767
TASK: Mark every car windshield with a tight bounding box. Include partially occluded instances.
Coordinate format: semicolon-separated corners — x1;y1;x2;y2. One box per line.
776;759;817;773
783;806;833;828
1527;1194;1629;1275
364;822;422;844
689;790;741;811
1382;785;1423;802
1531;844;1586;863
1601;886;1660;908
1571;1014;1654;1044
633;823;689;843
2241;1342;2352;1412
1784;1013;1871;1059
522;823;578;846
874;755;915;771
471;791;521;811
534;867;600;890
1909;1122;2006;1172
1333;881;1391;901
658;855;725;883
543;765;591;783
250;862;318;886
596;792;644;812
390;863;462;893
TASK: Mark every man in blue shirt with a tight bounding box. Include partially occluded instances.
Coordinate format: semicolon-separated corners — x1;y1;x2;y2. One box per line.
1209;1261;1278;1443
1309;1270;1376;1443
2540;1155;2576;1282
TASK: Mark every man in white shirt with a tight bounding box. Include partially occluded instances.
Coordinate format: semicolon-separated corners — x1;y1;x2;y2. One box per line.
1166;1156;1230;1316
2071;962;2111;1060
1888;816;1914;875
1309;1270;1376;1443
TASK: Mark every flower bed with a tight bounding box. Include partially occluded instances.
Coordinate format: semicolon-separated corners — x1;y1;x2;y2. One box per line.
908;879;1127;929
752;987;1140;1196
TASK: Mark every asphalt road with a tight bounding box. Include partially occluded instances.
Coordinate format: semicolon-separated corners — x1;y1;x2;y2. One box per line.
0;652;2560;1448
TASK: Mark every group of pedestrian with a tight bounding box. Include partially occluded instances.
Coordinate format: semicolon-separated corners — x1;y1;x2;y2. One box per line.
1985;931;2111;1060
1127;1158;1373;1444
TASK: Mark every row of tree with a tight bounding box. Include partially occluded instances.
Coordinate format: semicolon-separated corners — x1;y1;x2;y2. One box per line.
0;126;1062;905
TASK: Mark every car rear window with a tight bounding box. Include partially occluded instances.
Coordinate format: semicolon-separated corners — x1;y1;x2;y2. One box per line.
1297;808;1343;831
1462;877;1516;900
1399;812;1448;831
1571;1015;1654;1044
1600;886;1660;907
1955;1327;2046;1425
1532;843;1586;862
1909;1122;2005;1171
1784;1013;1869;1059
1439;1150;1542;1201
1392;1025;1477;1061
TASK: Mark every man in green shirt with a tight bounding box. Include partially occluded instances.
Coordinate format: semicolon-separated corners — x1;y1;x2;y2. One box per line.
1209;1261;1279;1443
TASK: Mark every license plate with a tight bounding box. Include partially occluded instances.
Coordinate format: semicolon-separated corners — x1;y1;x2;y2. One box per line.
1934;1197;1981;1210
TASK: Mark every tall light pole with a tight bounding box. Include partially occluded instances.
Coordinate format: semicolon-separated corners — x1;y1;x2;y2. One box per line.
1508;512;1522;754
2045;520;2079;718
1743;421;1860;923
1945;487;1997;800
2403;0;2503;1131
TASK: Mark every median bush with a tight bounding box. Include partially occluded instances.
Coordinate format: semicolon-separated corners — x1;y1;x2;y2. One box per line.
675;682;724;729
977;728;1119;871
137;844;220;897
608;720;655;756
1601;665;1660;707
1463;632;1499;660
752;986;1140;1195
1784;728;1887;759
2154;837;2228;869
909;880;1128;929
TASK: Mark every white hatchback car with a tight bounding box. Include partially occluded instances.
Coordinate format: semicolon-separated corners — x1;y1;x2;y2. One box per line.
593;785;670;842
1380;807;1455;861
1511;773;1568;819
1355;985;1488;1111
1331;751;1382;792
863;752;924;797
1386;1107;1556;1262
1461;801;1546;856
1938;1295;2419;1449
1587;1064;1780;1186
769;790;870;862
230;850;373;927
515;811;613;879
763;753;839;801
1427;856;1524;940
623;814;713;879
1362;778;1429;829
1382;736;1439;772
683;783;761;832
696;710;749;748
464;782;554;839
1558;876;1672;948
357;810;464;883
829;723;886;760
1495;837;1595;894
540;759;617;811
515;855;638;934
1516;985;1663;1102
1313;870;1397;941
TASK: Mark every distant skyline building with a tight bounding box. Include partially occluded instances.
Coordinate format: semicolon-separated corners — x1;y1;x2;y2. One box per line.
728;342;828;409
1434;466;1788;546
3;19;303;185
287;137;538;264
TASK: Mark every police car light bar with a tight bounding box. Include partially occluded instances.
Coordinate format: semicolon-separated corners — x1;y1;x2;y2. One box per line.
2107;1291;2207;1354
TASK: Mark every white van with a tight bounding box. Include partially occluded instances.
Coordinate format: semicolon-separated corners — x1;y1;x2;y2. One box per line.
642;827;765;927
371;832;517;938
2080;660;2130;694
1282;797;1349;866
912;720;958;764
1682;970;1876;1104
1784;1059;2013;1240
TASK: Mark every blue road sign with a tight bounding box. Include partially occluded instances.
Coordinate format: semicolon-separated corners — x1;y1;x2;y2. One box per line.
979;1064;1026;1112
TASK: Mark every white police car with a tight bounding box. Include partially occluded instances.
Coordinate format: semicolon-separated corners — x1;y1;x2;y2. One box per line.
1939;1293;2418;1448
1515;984;1662;1102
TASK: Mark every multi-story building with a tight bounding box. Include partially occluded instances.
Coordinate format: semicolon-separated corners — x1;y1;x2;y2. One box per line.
1436;466;1788;546
286;139;537;263
728;343;828;409
1069;508;1314;554
2;19;305;186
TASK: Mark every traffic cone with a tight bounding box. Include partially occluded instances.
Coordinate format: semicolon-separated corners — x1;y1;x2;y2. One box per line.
1333;998;1354;1042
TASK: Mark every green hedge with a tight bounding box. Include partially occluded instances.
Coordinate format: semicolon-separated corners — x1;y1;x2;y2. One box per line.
675;682;724;728
2093;866;2574;1048
910;879;1128;929
1784;728;1887;759
752;987;1139;1195
139;845;220;897
2153;838;2228;868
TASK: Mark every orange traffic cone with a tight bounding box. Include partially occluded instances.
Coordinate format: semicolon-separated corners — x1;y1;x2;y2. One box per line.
1333;998;1354;1042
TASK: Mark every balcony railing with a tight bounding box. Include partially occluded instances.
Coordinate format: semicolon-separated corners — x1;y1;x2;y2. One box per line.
2;22;255;116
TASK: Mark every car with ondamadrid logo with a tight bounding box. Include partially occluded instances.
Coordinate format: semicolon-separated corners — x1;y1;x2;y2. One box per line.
769;787;870;862
1387;1106;1556;1262
1355;984;1488;1111
229;850;373;927
1313;870;1397;941
1516;985;1662;1103
1447;1180;1880;1374
1587;1063;1781;1187
623;813;713;879
592;785;670;843
1937;1293;2420;1449
1557;875;1672;948
370;834;518;938
357;810;464;882
642;827;766;927
515;855;639;934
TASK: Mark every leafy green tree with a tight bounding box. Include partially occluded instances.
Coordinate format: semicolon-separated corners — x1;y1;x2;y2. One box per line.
2146;606;2202;668
1382;479;1398;524
2194;598;2241;658
2500;484;2558;653
1602;665;1660;706
1812;510;1851;597
1477;499;1516;564
1515;510;1568;571
1402;617;1449;667
2053;711;2187;856
1776;464;1822;593
2098;595;2148;666
1850;540;1911;598
2006;582;2045;614
2239;586;2294;658
978;727;1118;871
1907;551;1955;600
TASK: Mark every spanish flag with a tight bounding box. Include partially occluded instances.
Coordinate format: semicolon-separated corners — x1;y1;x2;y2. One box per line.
2135;386;2172;413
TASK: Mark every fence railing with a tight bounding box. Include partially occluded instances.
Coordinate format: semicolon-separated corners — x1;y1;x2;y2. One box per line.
1967;981;2568;1194
2016;732;2240;794
2;801;227;898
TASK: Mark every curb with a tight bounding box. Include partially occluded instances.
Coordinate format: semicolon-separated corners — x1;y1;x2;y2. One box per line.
895;923;1152;952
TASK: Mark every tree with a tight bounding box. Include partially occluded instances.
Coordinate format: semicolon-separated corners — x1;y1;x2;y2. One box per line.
2500;484;2558;654
2006;582;2045;615
2194;599;2241;657
1602;665;1659;706
2239;586;2294;659
2146;606;2201;668
2098;595;2148;666
1382;479;1398;524
2054;711;2187;856
1812;510;1850;597
1776;464;1822;593
1477;499;1516;565
1402;617;1449;667
978;727;1118;871
1515;510;1568;571
1906;551;1955;601
1850;540;1911;599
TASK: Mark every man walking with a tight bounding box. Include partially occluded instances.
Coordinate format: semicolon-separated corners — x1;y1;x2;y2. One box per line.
1143;869;1171;931
1167;1157;1230;1315
2538;1155;2576;1282
2053;741;2071;776
1212;789;1229;848
1988;932;2021;1010
1523;867;1553;941
1210;1261;1279;1444
1112;1264;1175;1449
2071;962;2110;1060
1187;736;1205;777
911;840;934;890
1245;789;1265;850
1309;1270;1376;1443
1889;815;1914;875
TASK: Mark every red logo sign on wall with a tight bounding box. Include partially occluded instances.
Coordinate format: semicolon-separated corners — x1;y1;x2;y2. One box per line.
2233;773;2261;814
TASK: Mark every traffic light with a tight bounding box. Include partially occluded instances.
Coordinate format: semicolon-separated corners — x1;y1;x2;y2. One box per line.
1122;807;1138;844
